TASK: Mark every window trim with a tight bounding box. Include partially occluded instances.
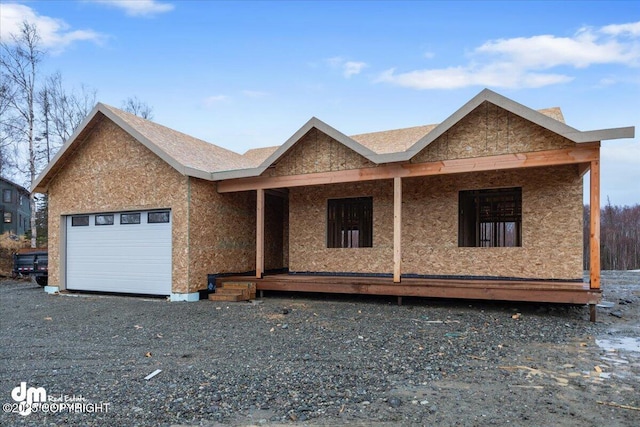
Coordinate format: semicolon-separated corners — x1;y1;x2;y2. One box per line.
327;197;373;248
458;187;522;248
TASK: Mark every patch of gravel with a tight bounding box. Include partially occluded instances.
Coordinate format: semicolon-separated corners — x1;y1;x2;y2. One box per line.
0;271;638;426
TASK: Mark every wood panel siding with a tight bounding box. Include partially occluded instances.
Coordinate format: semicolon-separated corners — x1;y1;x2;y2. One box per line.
47;118;190;292
265;128;375;177
286;165;582;280
411;102;575;163
289;181;394;274
402;165;583;280
188;178;255;290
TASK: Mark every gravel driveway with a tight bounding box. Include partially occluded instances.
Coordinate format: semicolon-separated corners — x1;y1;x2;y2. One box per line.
1;272;638;426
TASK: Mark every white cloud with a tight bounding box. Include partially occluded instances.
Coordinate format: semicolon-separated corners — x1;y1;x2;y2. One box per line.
476;30;639;68
326;57;368;78
202;95;229;107
0;3;104;52
377;65;572;90
377;21;640;90
89;0;174;17
601;21;640;37
343;61;367;78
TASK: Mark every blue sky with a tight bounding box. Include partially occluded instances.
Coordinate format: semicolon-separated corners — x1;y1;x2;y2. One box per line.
1;0;639;205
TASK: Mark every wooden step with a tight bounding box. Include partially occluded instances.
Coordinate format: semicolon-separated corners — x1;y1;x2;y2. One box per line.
220;281;256;299
208;292;246;302
216;287;250;299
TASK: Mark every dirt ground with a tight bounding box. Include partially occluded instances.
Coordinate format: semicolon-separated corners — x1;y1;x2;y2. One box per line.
0;271;638;427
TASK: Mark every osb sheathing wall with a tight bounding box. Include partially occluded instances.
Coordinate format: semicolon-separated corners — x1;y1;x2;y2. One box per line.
412;102;574;163
266;128;375;177
289;181;394;274
46;118;190;292
402;166;583;280
288;166;582;280
187;178;255;290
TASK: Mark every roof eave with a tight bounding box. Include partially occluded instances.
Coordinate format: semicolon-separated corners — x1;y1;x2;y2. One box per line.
212;167;264;181
570;126;635;143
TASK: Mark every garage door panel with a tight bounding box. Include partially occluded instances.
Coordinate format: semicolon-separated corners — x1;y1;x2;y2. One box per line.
66;211;172;295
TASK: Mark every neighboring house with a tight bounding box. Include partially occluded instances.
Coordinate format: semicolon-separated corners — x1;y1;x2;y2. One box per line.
0;176;31;236
32;89;634;320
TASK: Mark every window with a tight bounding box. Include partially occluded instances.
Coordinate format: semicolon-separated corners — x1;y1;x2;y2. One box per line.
71;216;90;227
4;212;12;223
459;188;522;247
3;189;12;203
121;213;141;224
327;197;373;248
148;211;170;223
95;214;114;226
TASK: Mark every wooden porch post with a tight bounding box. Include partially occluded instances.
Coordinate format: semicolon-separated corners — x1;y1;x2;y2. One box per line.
393;177;402;283
589;155;600;323
256;188;265;279
589;158;600;291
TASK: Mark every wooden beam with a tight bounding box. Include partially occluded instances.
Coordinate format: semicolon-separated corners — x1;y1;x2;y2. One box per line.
265;188;289;198
256;188;265;279
218;143;600;193
578;162;591;178
217;274;602;306
393;177;402;283
590;157;601;289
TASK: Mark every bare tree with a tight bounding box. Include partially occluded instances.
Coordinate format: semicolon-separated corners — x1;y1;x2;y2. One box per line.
39;72;96;160
0;22;43;247
121;96;153;119
0;76;19;175
584;202;640;271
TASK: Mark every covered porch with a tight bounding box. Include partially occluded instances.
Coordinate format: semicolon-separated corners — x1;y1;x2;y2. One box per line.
216;143;604;322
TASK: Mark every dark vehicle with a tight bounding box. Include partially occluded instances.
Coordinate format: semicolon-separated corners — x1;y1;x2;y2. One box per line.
13;248;48;286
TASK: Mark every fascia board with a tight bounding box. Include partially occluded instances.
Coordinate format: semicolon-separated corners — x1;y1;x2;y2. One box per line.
183;166;214;181
571;126;635;143
212;168;263;181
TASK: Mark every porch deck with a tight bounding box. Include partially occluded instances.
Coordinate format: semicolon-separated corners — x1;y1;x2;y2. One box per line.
216;273;601;305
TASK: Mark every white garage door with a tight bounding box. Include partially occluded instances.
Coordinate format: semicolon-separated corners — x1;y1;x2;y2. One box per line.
66;210;172;295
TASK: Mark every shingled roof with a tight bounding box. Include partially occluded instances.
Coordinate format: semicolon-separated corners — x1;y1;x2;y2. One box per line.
32;89;634;192
101;105;252;174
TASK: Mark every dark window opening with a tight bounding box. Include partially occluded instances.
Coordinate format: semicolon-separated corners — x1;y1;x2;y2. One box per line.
71;216;90;227
327;197;373;248
120;213;141;224
148;211;170;224
95;214;114;226
459;188;522;247
3;189;12;203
